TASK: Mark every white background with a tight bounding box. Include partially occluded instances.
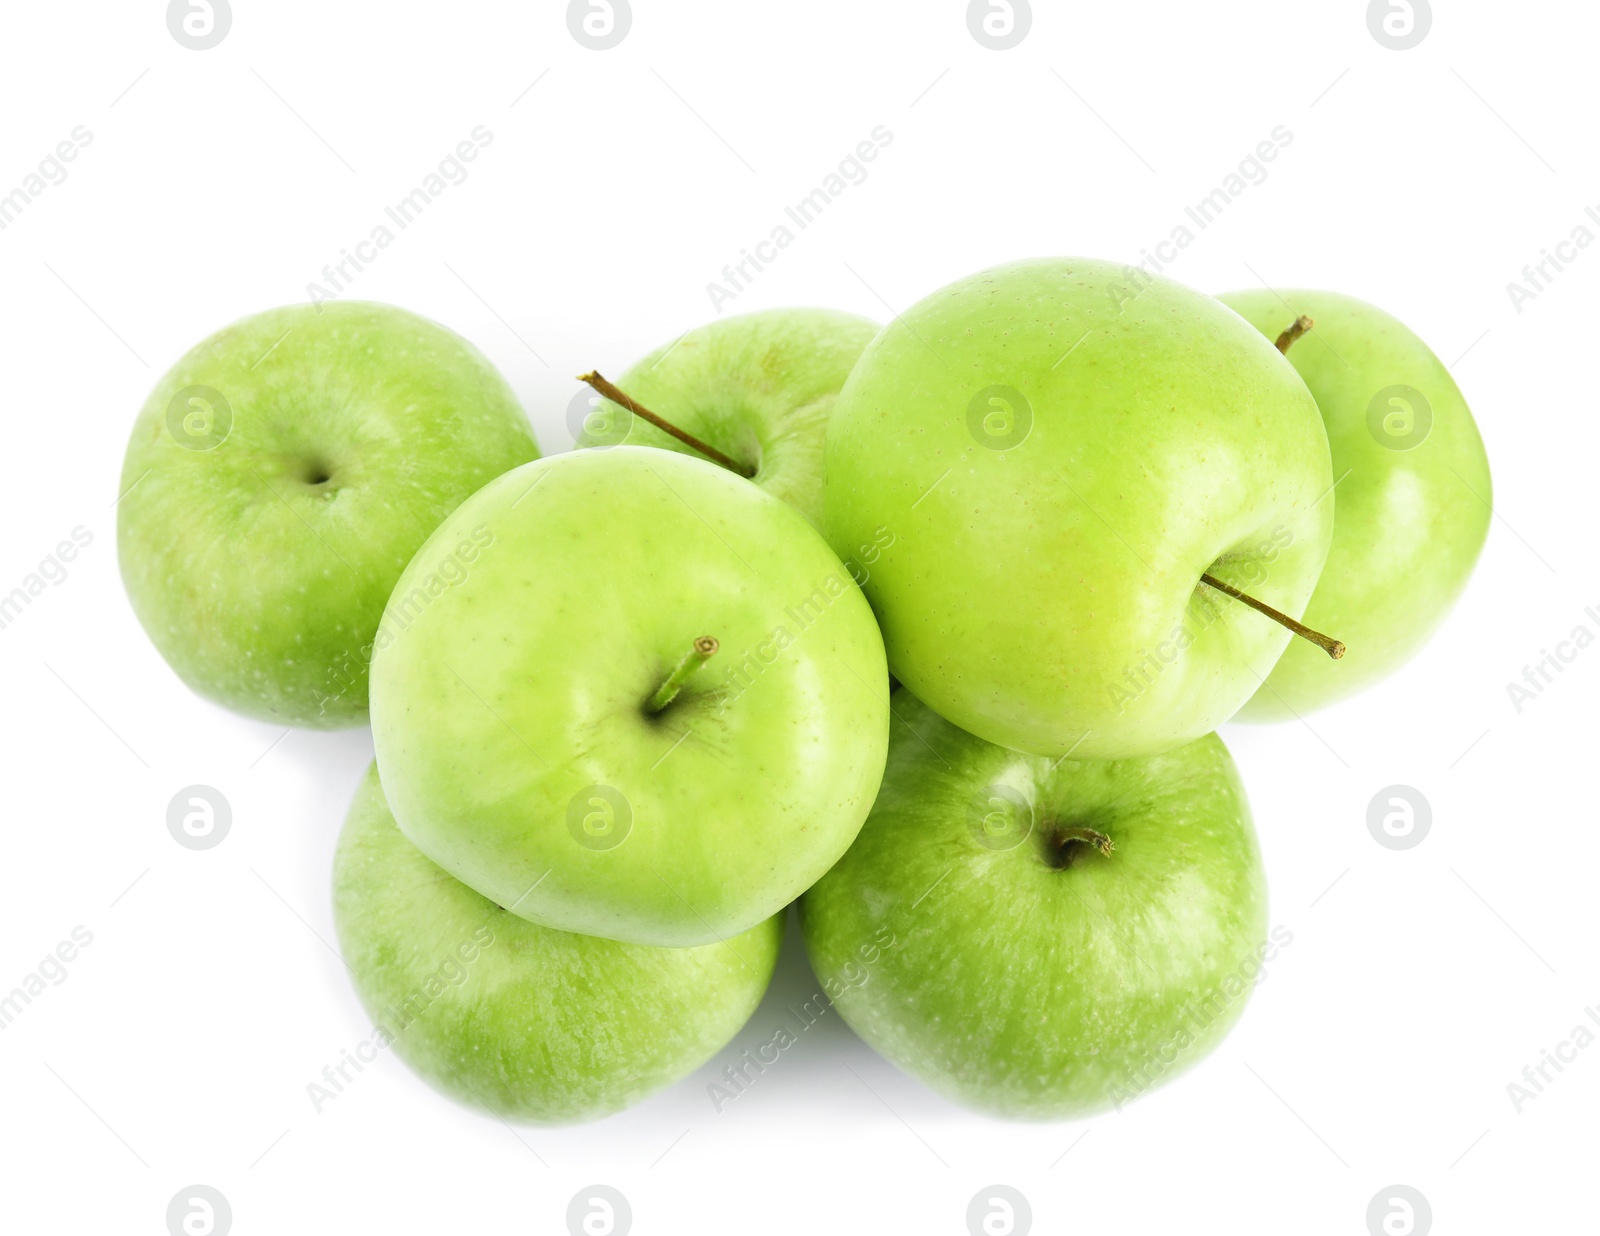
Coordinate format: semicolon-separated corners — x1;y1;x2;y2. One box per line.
1;1;1595;1233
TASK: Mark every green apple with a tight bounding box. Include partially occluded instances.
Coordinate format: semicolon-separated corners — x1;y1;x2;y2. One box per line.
369;446;890;948
118;301;539;727
1217;288;1492;719
583;308;878;529
801;693;1271;1119
333;762;782;1123
823;258;1336;760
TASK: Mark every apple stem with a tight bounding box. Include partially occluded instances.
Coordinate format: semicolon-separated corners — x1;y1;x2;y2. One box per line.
1056;826;1114;855
1046;826;1115;869
1199;573;1346;660
1274;315;1313;353
647;636;720;712
578;371;756;478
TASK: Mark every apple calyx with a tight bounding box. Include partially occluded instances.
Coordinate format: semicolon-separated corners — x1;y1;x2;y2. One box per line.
1045;825;1115;869
578;371;756;479
1273;315;1313;354
1199;573;1346;660
647;636;720;713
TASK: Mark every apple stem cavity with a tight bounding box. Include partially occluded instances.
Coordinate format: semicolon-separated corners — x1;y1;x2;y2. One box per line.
578;371;756;479
647;636;721;713
1273;315;1314;353
1199;573;1347;660
1047;826;1115;868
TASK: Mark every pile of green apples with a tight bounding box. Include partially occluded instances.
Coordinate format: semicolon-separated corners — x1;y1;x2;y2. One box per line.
118;258;1490;1123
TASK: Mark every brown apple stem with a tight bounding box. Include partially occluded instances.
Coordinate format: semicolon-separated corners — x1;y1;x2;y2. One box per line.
1274;315;1313;353
577;371;755;478
1054;826;1114;856
1045;825;1114;870
1200;573;1346;659
647;636;720;712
